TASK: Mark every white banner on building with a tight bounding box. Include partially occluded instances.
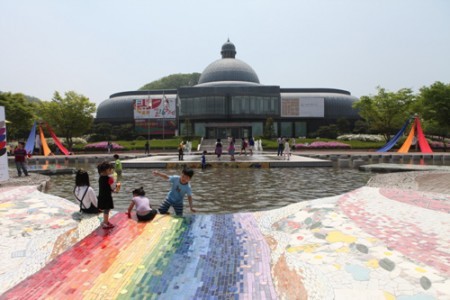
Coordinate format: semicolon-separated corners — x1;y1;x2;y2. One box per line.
0;106;9;182
299;97;324;117
133;95;176;119
281;97;324;117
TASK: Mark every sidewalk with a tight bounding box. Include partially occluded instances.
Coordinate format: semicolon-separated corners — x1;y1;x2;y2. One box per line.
0;169;449;299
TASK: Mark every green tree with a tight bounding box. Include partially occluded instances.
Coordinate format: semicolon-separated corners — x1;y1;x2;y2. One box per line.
353;120;369;134
140;73;201;90
417;81;450;150
0;92;37;140
38;91;96;150
113;123;135;140
90;122;113;142
316;124;339;139
336;118;350;134
353;87;415;141
263;117;276;138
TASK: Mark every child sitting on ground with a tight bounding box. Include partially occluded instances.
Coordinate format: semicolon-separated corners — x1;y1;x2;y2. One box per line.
127;187;157;222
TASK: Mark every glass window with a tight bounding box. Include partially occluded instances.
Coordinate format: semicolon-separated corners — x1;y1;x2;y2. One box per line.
281;122;292;137
252;122;263;137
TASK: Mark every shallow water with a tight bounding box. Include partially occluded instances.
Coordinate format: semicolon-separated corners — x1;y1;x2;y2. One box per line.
41;162;373;215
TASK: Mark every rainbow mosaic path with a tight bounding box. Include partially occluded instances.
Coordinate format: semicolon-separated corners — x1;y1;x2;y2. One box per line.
1;180;450;299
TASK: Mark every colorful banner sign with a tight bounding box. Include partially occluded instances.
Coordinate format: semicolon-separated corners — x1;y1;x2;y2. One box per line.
133;96;176;119
0;106;9;182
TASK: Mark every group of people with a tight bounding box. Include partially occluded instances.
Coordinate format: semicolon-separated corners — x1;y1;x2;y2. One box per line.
212;137;255;162
277;137;293;160
74;154;195;229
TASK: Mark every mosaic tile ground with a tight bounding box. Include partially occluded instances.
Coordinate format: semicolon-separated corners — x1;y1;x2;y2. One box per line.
1;173;450;299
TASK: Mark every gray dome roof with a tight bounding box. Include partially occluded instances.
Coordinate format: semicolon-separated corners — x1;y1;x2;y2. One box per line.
197;40;260;85
96;97;134;121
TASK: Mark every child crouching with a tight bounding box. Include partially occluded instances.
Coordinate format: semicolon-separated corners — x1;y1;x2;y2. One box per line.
127;187;157;222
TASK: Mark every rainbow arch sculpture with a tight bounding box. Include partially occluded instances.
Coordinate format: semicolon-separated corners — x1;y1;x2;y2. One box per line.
377;116;433;153
25;122;70;156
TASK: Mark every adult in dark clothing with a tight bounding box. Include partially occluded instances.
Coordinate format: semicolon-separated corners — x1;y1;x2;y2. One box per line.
14;142;29;176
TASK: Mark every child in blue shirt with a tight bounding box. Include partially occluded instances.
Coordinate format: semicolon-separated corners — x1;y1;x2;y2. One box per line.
201;150;207;169
153;168;196;216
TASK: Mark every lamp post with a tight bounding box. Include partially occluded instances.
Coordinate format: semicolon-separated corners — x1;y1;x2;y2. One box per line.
146;94;152;144
162;92;167;150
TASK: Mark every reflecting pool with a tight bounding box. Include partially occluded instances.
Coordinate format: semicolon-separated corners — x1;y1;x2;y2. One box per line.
43;162;373;214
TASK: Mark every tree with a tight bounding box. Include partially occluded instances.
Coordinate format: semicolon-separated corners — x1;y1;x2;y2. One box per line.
263;117;275;138
140;73;201;90
0;92;36;140
353;87;415;141
315;124;339;139
38;91;96;149
336;118;350;134
353;120;369;134
113;123;135;140
417;81;450;151
90;122;113;142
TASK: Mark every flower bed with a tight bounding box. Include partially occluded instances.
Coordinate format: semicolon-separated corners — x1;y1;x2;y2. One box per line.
84;141;124;151
337;134;385;142
295;141;351;149
429;141;450;149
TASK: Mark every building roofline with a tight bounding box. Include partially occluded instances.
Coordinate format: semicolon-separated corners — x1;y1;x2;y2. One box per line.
110;89;178;98
280;88;351;95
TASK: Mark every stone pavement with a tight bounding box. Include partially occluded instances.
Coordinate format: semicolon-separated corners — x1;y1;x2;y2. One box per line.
0;169;449;299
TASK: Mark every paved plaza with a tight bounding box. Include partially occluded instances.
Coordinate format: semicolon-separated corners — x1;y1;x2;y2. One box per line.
0;155;449;299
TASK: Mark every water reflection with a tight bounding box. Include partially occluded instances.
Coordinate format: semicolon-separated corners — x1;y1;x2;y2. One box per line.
45;163;373;214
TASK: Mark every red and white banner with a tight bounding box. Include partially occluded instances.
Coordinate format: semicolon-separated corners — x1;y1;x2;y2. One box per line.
133;96;176;119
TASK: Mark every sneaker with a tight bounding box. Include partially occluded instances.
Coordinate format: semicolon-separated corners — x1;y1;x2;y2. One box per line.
107;222;115;227
102;223;114;229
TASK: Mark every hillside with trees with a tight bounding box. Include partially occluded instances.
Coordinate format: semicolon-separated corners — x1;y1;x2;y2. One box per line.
139;73;201;90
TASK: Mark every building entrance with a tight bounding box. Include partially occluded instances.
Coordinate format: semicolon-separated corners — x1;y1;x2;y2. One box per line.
206;126;252;139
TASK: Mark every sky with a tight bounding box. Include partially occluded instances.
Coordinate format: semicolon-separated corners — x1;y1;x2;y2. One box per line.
1;0;449;108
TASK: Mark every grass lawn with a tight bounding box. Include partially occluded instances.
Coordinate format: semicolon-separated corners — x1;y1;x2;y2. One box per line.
73;138;386;151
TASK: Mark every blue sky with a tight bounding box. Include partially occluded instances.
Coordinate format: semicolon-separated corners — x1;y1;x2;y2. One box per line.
1;0;449;107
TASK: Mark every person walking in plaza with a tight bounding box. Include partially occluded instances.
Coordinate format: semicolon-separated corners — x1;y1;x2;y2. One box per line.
201;150;207;169
277;137;284;156
113;154;122;177
284;138;291;160
145;140;150;155
107;141;112;153
214;139;223;160
14;142;29;177
239;138;248;156
248;136;255;156
228;138;236;161
153;168;196;216
127;187;157;222
74;169;100;214
97;161;120;229
178;141;185;161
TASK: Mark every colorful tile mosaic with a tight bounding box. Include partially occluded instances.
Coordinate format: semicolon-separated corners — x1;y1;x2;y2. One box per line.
1;176;450;299
2;213;277;299
0;186;103;293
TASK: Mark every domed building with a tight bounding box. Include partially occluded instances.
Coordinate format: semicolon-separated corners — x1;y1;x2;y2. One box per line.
96;40;360;139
